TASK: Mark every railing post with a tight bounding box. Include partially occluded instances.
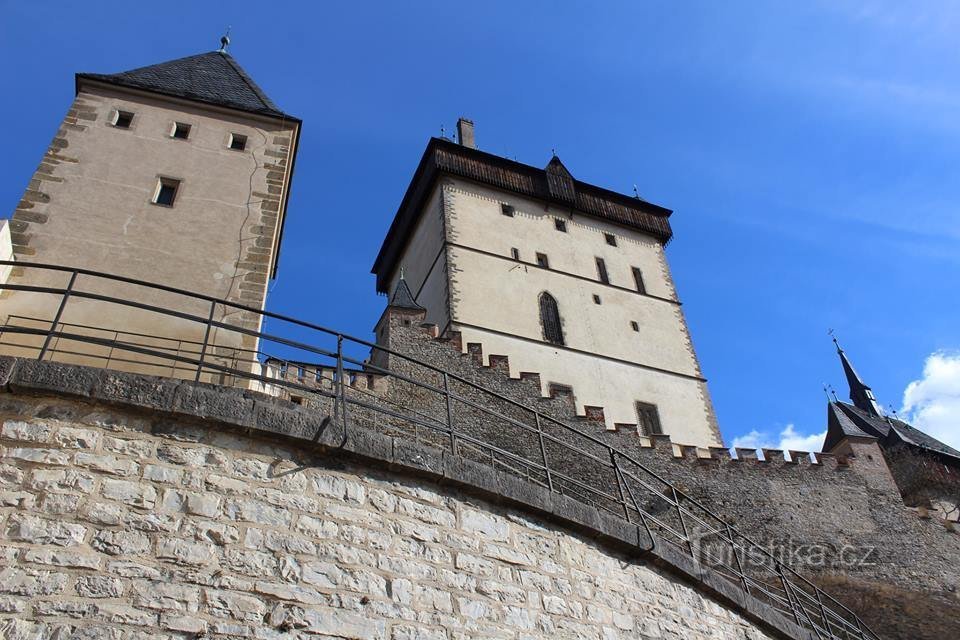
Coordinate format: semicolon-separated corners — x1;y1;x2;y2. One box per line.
535;412;553;492
777;563;804;628
672;487;694;557
813;587;831;637
38;270;78;361
610;450;631;521
443;372;457;456
194;301;217;382
727;523;751;596
336;334;348;437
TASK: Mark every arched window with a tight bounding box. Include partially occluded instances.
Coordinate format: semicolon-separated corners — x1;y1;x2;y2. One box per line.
539;292;565;346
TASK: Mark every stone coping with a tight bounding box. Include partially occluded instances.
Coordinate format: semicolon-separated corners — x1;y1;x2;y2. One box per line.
0;356;820;640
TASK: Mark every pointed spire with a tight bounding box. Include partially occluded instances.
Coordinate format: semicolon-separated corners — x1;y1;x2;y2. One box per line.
388;272;425;311
832;334;882;417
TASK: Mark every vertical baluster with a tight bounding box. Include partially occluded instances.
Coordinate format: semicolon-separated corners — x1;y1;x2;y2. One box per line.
39;271;78;361
195;301;217;382
444;372;457;455
535;413;553;491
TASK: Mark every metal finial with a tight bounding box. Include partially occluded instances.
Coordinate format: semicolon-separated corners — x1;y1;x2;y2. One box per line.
827;384;839;403
440;125;445;138
828;328;841;351
551;148;556;156
219;26;232;53
633;184;640;199
399;267;405;280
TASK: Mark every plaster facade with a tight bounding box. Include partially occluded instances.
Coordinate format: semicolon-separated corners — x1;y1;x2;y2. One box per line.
1;81;298;381
385;178;719;445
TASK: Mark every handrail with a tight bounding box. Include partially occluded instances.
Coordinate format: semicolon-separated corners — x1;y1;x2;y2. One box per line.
0;260;881;640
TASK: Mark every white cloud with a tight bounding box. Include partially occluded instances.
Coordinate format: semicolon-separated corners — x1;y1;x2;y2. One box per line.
731;424;827;459
901;351;960;450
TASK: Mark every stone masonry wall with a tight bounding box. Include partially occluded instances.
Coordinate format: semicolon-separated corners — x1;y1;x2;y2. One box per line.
375;309;960;640
0;391;783;640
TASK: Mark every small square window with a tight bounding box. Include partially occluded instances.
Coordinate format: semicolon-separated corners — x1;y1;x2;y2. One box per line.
536;252;549;268
554;218;567;232
630;321;639;332
593;294;602;305
113;110;134;128
172;122;191;139
510;248;520;260
153;177;181;207
229;133;248;151
605;233;617;247
501;203;515;217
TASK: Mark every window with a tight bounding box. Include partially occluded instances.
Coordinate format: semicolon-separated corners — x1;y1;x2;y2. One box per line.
536;252;549;268
636;402;662;436
510;248;520;260
112;110;134;128
630;321;639;332
605;233;617;247
152;177;181;207
501;203;515;217
632;267;646;294
554;218;567;232
539;292;564;346
172;122;191;139
593;294;602;305
229;133;248;151
595;257;609;284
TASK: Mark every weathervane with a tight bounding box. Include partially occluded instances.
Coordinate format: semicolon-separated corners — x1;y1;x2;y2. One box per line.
219;26;232;53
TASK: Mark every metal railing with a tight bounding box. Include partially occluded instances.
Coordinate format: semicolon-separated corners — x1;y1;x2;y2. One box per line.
0;260;880;640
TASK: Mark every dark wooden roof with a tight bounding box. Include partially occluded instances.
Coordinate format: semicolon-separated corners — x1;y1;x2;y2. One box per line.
826;401;960;461
76;51;299;121
371;138;674;293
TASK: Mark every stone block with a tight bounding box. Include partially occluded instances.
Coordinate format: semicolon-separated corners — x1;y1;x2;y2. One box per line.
5;514;86;546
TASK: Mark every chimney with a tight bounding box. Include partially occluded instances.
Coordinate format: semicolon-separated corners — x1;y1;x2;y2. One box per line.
457;118;476;149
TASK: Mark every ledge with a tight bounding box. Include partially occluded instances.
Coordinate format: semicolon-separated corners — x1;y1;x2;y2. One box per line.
0;356;816;640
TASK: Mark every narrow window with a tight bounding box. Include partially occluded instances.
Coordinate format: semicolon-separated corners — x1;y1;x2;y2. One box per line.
113;110;134;128
501;203;515;217
510;247;520;260
595;258;609;284
632;267;646;294
539;292;564;346
229;133;248;151
604;233;617;247
152;178;181;207
536;252;549;268
593;294;601;305
630;321;639;332
172;122;191;139
554;218;567;232
636;402;662;436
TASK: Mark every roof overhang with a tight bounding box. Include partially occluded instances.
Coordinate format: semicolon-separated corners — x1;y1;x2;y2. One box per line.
371;137;674;293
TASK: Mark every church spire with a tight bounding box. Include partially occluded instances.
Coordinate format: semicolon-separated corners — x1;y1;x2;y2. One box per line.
832;335;882;417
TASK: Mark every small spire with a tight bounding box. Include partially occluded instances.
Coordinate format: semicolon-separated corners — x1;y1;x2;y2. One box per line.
218;27;232;53
830;331;882;417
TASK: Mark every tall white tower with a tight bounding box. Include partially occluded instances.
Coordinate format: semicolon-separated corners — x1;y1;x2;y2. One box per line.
372;120;721;446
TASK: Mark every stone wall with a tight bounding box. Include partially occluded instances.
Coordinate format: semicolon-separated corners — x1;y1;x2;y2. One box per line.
0;386;787;640
375;309;960;640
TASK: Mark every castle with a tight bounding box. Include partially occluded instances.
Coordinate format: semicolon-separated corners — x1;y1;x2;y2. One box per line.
0;45;958;640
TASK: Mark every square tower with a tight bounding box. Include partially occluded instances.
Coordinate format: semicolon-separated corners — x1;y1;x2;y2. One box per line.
373;124;720;446
1;49;300;380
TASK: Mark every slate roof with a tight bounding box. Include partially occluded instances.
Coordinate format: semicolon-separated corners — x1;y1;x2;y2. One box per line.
76;51;297;120
371;138;674;293
826;401;960;461
388;277;425;310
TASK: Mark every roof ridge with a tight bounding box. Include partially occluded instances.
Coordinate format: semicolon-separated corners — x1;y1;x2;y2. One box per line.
216;51;282;113
76;50;295;120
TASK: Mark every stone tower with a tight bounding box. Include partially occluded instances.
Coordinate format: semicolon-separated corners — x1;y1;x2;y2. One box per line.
0;49;300;378
372;120;721;446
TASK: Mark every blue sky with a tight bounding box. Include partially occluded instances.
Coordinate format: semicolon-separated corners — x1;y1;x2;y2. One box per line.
2;1;958;451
